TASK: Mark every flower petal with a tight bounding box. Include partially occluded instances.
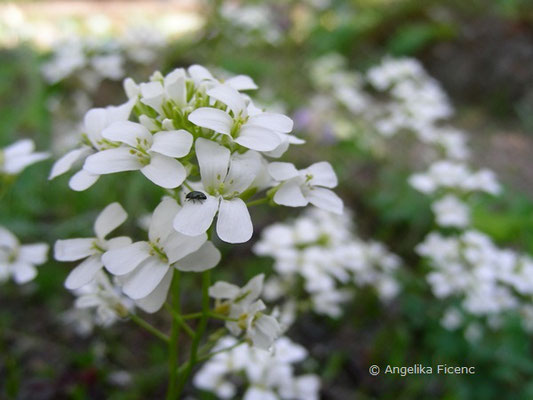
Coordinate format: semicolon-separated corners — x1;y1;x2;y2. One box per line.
69;169;99;191
224;151;261;194
208;281;240;299
84;148;143;175
173;195;219;237
225;75;258;91
141;154;186;189
207;84;246;115
216;198;253;244
235;125;281;152
268;162;299;181
150;129;193;158
19;243;48;265
102;242;151;275
122;257;169;299
135;267;174;313
188;108;232;135
306;187;344;214
195;138;230;190
164;68;186;105
303;161;338;188
273;181;308;207
54;238;95;261
140;81;164;114
175;241;221;272
164;232;206;264
12;262;37;284
248;113;293;133
64;255;103;290
149;197;181;242
49;147;92;179
94;202;127;240
102;121;152;147
0;227;18;248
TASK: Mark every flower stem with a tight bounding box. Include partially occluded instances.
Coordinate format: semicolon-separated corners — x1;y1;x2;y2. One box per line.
246;197;268;207
164;303;195;338
129;314;169;344
175;270;211;396
166;271;181;400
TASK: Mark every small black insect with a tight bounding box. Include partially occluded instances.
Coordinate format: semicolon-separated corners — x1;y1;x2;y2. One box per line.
186;191;207;203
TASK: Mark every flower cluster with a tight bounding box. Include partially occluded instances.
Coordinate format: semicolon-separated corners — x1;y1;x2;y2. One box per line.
0;226;48;284
52;64;343;361
254;208;401;317
51;64;342;242
417;230;533;333
210;274;281;350
194;336;320;400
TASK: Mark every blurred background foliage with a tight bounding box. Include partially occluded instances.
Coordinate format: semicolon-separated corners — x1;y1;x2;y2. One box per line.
2;0;533;399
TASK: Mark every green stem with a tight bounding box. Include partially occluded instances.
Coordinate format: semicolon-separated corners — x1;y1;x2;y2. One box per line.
181;312;203;320
208;312;238;322
175;270;211;396
129;314;169;344
166;271;181;400
164;303;195;338
246;197;268;207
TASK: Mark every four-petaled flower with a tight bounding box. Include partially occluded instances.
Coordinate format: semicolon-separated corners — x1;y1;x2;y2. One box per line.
83;121;193;189
55;202;131;290
268;161;343;215
102;198;220;312
189;84;293;152
173;138;261;243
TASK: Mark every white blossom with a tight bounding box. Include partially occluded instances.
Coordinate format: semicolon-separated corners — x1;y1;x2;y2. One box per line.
268;161;343;214
0;226;48;284
209;274;281;349
102;198;220;312
55;202;131;290
173;138;261;243
1;139;49;175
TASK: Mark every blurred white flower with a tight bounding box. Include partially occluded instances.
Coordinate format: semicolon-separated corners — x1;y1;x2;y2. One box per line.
0;226;48;284
268;161;343;214
194;336;319;400
210;274;281;349
431;195;470;228
0;139;49;175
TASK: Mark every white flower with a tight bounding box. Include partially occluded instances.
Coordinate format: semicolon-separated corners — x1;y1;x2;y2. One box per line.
194;336;320;400
431;195;470;228
49;99;135;191
268;161;343;214
409;160;501;195
1;139;48;175
83;121;192;188
173;138;261;243
102;198;220;312
70;271;134;327
209;274;281;349
55;202;131;290
0;226;48;284
188;84;293;152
